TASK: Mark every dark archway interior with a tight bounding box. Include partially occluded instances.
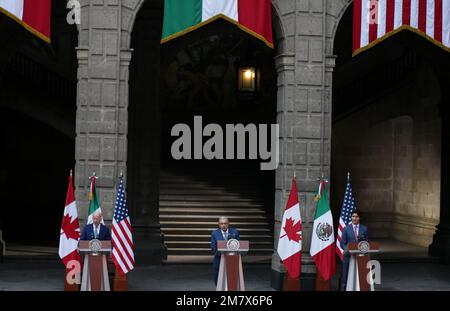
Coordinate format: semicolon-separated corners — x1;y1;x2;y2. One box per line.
0;0;78;246
331;4;450;249
128;0;277;257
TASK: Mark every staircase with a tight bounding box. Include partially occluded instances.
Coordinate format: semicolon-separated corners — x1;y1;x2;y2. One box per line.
159;166;274;257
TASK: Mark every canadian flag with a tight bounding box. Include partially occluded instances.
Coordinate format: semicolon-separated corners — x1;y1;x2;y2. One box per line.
58;172;82;269
277;176;302;279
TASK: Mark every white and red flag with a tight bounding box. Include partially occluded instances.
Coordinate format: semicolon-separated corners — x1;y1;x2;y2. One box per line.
277;175;302;279
0;0;51;42
353;0;450;55
59;171;82;269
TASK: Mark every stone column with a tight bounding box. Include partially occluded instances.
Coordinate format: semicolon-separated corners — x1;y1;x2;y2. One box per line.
429;93;450;263
75;1;127;225
270;0;333;290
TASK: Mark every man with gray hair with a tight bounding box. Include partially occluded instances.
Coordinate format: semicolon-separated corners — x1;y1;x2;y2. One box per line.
80;211;111;241
210;216;240;285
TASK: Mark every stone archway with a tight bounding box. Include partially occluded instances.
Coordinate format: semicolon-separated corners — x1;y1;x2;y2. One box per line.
330;0;450;265
74;1;337;278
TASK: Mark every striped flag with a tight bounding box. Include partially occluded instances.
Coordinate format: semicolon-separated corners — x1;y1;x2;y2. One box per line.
336;174;357;261
161;0;273;48
111;176;135;274
353;0;450;55
0;0;51;42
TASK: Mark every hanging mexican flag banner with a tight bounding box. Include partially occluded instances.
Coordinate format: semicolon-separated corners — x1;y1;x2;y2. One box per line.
0;0;51;43
310;178;336;281
161;0;274;48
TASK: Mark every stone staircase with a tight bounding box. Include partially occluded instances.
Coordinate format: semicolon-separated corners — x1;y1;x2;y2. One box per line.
159;167;274;257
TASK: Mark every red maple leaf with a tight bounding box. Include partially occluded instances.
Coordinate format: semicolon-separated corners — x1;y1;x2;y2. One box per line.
61;214;80;241
282;217;302;242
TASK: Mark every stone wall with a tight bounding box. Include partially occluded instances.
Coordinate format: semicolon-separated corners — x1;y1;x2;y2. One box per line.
332;62;441;247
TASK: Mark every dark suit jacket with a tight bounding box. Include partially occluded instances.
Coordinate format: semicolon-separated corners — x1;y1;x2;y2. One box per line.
80;223;111;241
211;228;240;269
340;223;369;258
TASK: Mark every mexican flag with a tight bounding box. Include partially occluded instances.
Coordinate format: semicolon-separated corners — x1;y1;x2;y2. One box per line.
59;172;82;268
161;0;273;48
310;178;336;281
277;176;302;279
87;176;104;224
0;0;51;42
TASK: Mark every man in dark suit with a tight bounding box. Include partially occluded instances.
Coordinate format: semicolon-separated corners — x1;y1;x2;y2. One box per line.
80;211;111;241
211;216;240;285
340;210;369;290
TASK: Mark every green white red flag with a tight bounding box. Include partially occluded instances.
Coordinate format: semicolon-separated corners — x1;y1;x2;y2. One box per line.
87;175;104;225
310;178;336;281
161;0;273;48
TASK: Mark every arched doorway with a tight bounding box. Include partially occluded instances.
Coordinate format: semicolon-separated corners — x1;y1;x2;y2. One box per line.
127;0;280;263
331;2;450;260
0;0;78;250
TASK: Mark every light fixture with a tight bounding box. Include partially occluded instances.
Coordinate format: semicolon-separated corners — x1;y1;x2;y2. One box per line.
238;67;256;91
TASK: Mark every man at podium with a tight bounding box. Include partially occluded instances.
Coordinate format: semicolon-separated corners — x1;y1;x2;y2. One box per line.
211;216;240;285
80;211;111;241
340;210;369;290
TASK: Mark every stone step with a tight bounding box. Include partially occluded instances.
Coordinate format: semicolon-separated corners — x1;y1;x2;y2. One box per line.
162;228;271;234
159;194;263;202
159;214;269;221
159;201;264;208
159;207;267;214
164;241;273;248
160;221;270;228
163;234;272;241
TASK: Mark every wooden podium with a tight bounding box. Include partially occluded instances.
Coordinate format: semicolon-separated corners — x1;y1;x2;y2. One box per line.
79;240;112;291
345;241;379;291
216;240;249;291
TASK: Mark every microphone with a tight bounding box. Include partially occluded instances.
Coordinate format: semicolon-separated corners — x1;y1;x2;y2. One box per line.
358;234;367;242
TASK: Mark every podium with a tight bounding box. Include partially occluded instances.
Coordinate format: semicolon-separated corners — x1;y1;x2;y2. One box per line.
345;241;379;291
79;240;112;291
216;240;249;291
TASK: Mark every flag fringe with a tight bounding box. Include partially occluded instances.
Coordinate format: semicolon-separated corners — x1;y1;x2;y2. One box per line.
161;14;274;49
0;7;50;43
353;24;450;57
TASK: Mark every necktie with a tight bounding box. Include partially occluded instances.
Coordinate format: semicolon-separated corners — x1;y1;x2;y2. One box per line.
224;232;228;240
354;225;358;241
95;226;99;239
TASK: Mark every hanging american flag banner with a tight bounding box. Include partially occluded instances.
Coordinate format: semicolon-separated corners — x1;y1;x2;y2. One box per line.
111;175;135;274
336;173;357;261
353;0;450;56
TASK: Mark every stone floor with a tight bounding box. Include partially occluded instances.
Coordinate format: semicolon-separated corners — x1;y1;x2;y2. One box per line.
1;239;449;291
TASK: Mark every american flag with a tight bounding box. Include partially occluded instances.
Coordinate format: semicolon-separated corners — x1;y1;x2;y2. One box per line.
112;176;135;274
336;173;357;261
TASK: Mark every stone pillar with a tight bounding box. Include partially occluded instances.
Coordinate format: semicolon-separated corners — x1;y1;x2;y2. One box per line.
270;0;334;290
75;1;166;264
429;94;450;262
75;1;127;225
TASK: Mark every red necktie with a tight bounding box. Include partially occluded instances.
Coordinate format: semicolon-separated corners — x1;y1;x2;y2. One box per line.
354;225;358;241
